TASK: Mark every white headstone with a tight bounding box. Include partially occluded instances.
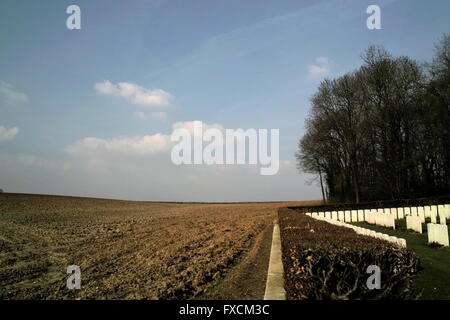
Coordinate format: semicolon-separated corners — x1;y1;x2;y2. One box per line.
364;209;370;222
370;209;378;224
427;223;449;246
415;216;422;233
431;209;437;224
431;206;438;221
351;210;358;222
379;214;386;227
374;213;379;226
397;207;405;219
406;216;422;233
444;204;450;219
380;214;386;227
389;214;396;229
368;211;375;224
439;214;446;226
332;211;338;220
344;210;351;222
338;211;345;221
357;210;364;222
418;207;424;219
373;212;378;225
391;208;400;219
406;216;413;230
424;206;431;218
418;209;425;223
438;205;445;216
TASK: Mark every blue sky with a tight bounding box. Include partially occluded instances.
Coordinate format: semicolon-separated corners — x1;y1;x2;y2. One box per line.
0;0;449;201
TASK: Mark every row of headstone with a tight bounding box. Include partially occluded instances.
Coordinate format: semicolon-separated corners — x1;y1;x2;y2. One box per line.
368;211;396;229
311;215;407;248
306;204;449;228
385;205;447;226
306;209;395;229
427;223;450;246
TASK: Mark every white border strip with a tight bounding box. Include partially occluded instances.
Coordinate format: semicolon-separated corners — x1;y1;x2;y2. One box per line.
264;220;286;300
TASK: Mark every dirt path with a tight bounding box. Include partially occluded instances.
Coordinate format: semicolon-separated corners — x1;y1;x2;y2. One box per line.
199;222;274;300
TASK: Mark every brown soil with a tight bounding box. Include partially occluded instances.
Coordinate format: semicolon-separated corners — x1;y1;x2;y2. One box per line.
0;193;321;300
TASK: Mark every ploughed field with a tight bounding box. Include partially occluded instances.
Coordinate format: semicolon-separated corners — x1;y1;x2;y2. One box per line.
0;193;319;299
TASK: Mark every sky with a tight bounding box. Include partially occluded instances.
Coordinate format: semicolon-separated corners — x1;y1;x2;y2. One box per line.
0;0;449;202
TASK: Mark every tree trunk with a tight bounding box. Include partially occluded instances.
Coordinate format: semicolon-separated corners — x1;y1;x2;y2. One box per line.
319;168;326;203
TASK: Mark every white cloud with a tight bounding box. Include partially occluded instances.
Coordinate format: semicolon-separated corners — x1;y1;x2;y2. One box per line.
134;111;167;121
307;57;330;79
0;125;19;142
172;120;224;134
94;81;174;108
0;154;70;172
63;120;287;178
64;121;221;158
0;81;28;104
307;65;329;78
17;155;70;170
64;134;172;156
315;57;329;64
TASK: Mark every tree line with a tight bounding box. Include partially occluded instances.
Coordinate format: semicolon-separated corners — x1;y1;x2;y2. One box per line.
296;34;450;203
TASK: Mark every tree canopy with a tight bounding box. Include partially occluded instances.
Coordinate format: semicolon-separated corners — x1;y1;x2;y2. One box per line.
296;34;450;203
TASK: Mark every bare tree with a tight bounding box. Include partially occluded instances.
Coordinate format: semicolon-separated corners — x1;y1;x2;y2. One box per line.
297;36;450;202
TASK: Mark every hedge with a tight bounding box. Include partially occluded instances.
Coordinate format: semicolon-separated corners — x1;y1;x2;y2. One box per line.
279;208;421;300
